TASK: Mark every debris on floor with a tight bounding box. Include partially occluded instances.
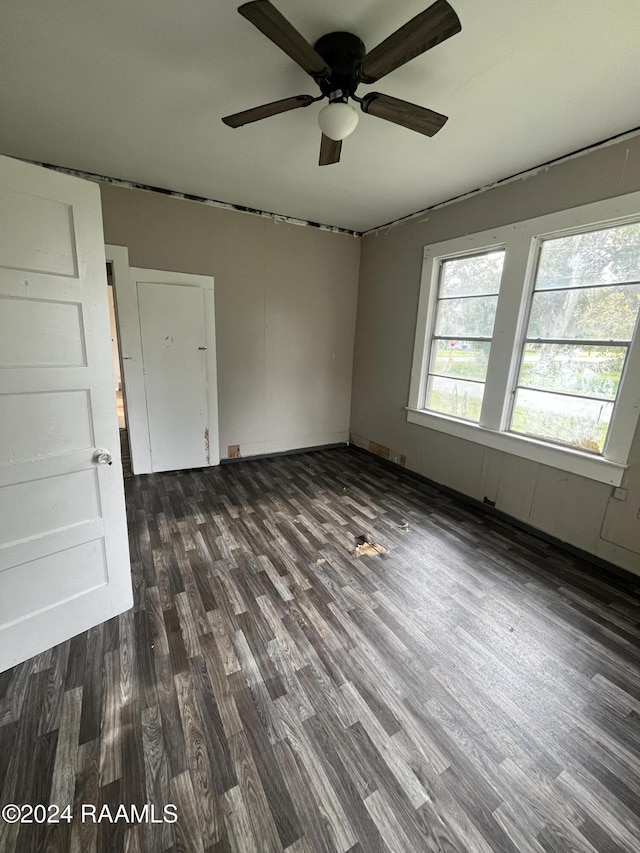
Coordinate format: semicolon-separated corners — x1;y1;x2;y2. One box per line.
316;558;326;566
353;534;388;557
398;520;410;531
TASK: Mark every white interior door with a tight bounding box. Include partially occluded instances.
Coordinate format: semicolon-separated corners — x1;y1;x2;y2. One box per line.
0;155;132;672
137;280;209;472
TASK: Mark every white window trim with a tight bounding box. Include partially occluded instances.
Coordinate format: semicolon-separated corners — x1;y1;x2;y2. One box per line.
407;191;640;487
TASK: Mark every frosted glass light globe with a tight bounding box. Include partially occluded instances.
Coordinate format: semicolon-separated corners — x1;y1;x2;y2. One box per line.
317;102;359;141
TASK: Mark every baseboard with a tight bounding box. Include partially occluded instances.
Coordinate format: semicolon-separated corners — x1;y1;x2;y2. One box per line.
219;442;348;465
348;444;640;591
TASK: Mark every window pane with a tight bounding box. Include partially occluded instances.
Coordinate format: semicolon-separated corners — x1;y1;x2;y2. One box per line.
435;295;498;337
440;250;505;297
431;340;491;382
518;343;625;400
511;388;613;452
536;221;640;290
426;376;484;422
526;283;640;341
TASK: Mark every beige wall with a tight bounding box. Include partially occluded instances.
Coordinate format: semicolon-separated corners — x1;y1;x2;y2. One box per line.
351;135;640;575
100;183;360;459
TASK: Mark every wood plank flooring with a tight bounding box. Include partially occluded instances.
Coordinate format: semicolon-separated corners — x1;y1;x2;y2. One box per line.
1;447;640;852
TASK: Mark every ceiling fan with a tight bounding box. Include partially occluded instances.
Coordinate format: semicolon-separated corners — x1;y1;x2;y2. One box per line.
222;0;462;165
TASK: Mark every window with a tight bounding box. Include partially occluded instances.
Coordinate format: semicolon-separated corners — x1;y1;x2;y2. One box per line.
511;223;640;453
408;191;640;486
426;250;505;422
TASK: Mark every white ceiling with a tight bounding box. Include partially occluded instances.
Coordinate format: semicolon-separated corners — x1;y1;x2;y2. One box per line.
1;0;639;233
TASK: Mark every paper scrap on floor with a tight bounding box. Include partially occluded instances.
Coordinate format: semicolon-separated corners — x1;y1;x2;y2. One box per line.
354;535;388;557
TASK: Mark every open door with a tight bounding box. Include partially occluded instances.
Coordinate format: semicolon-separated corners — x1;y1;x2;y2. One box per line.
0;155;132;672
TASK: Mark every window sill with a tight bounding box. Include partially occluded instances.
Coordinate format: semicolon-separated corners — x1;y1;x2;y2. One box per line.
406;407;625;486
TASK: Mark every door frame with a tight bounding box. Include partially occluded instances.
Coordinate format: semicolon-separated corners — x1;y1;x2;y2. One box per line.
106;248;219;473
105;245;150;474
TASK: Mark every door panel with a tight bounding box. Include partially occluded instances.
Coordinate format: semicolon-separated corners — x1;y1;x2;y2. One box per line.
137;281;209;472
2;540;108;626
0;296;85;365
0;189;77;275
0;389;92;462
0;468;101;542
0;155;132;672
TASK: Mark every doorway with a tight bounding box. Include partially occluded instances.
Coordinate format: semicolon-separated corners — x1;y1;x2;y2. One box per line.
106;261;132;478
104;248;219;475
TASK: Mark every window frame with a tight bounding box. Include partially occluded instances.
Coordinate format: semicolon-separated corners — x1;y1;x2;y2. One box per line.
407;191;640;486
425;247;506;423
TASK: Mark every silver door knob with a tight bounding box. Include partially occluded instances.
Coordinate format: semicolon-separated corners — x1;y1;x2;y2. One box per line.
94;449;113;466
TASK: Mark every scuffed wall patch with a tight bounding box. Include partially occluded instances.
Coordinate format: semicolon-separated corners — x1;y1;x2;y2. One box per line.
368;440;390;459
354;433;407;468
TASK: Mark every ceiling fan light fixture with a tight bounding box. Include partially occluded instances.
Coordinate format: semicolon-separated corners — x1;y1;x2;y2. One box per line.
317;101;359;141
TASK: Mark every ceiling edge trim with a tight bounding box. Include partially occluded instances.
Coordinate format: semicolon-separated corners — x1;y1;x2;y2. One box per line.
362;124;640;237
15;158;362;237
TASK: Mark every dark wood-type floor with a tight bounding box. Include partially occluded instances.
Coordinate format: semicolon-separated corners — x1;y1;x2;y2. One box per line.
120;427;133;479
1;448;640;853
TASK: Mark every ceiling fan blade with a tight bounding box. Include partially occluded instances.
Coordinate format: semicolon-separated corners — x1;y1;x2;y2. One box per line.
361;93;448;136
238;1;330;80
359;0;461;84
319;134;342;166
222;94;316;128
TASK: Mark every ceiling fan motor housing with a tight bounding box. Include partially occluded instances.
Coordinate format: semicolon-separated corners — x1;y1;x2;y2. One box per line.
313;32;366;100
